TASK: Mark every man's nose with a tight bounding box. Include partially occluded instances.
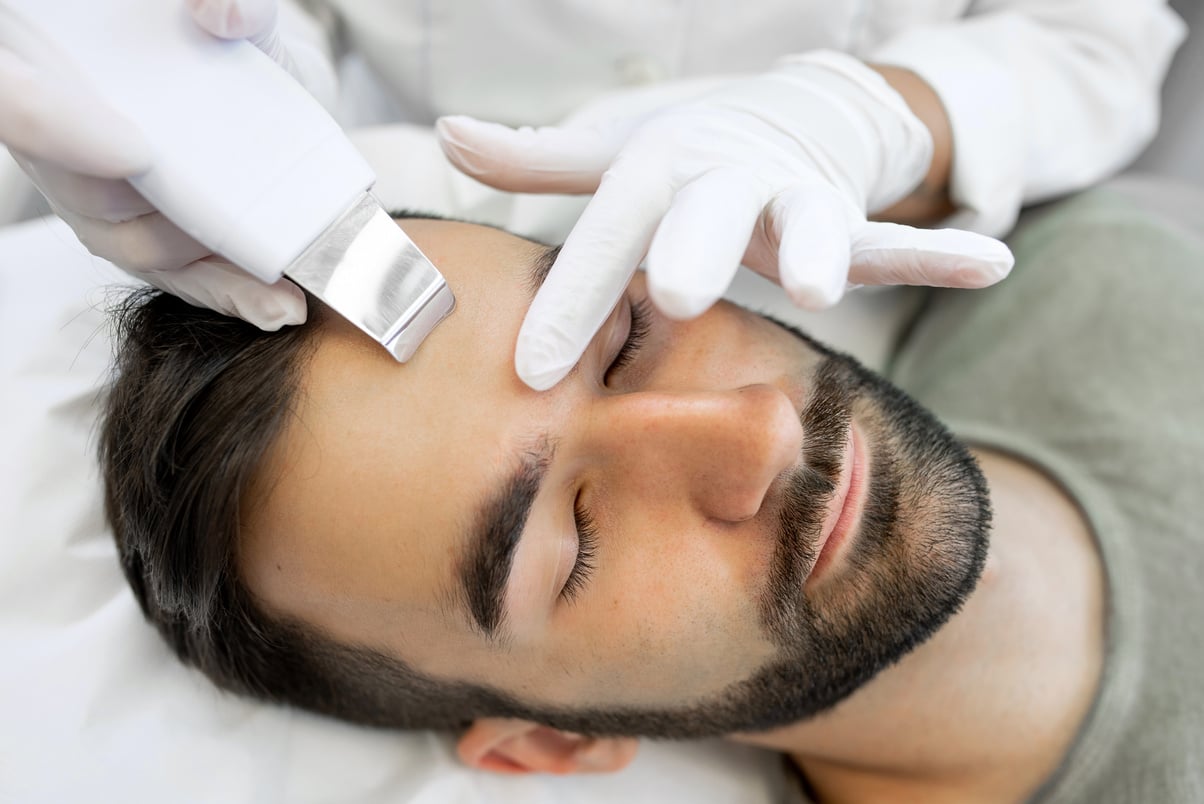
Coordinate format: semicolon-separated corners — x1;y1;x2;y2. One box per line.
589;384;804;522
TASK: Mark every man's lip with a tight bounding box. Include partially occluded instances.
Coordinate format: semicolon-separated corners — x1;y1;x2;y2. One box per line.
806;423;867;586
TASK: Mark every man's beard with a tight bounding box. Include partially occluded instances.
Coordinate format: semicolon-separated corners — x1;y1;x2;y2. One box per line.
492;326;992;739
744;349;992;732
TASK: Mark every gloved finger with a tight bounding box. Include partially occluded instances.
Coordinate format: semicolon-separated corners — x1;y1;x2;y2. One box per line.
515;155;675;390
645;168;767;319
186;0;328;99
136;257;307;331
436;114;636;194
55;206;212;276
0;51;150;177
186;0;277;41
849;223;1014;288
11;152;153;223
770;185;853;310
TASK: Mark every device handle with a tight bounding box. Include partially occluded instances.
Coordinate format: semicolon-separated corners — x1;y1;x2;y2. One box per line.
0;0;374;281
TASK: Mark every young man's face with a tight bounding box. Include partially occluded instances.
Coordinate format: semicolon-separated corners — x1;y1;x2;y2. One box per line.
239;218;990;738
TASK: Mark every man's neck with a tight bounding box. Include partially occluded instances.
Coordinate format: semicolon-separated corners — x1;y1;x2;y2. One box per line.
734;449;1105;803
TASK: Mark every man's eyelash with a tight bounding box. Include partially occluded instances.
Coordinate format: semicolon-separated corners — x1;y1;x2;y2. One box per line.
605;298;652;380
563;497;599;603
563;298;649;603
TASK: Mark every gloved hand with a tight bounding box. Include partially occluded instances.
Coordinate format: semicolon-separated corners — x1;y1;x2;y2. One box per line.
437;51;1014;390
0;0;334;329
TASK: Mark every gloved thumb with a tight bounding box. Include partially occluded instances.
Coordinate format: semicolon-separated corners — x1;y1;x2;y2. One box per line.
849;222;1014;289
435;115;637;194
186;0;336;109
187;0;277;42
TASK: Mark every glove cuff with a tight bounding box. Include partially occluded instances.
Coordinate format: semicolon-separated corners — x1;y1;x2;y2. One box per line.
774;50;933;213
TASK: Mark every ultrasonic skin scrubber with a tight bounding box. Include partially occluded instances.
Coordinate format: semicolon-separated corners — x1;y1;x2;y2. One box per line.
2;0;453;360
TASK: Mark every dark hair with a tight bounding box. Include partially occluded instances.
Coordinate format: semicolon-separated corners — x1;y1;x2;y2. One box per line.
99;288;517;731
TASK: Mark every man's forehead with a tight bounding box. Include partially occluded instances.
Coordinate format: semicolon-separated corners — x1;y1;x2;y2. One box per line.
238;219;567;661
393;217;559;298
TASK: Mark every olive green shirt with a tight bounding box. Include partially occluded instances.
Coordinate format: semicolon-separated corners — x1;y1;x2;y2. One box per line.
788;179;1204;802
893;181;1204;802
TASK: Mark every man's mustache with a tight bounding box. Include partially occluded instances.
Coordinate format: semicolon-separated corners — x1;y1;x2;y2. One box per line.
762;357;854;642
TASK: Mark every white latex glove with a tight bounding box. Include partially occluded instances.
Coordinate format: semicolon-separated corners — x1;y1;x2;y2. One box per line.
437;51;1014;390
0;0;335;329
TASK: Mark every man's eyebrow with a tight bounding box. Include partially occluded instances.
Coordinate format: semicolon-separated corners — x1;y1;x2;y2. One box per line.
457;244;562;639
525;244;562;298
459;441;554;640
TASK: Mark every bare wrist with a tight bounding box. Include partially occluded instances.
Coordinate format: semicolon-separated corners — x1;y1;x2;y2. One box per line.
869;64;956;224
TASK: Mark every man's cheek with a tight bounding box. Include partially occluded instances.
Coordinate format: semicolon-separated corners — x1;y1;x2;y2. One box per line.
554;561;776;707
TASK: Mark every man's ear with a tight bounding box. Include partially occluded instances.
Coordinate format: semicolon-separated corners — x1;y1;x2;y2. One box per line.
457;718;639;775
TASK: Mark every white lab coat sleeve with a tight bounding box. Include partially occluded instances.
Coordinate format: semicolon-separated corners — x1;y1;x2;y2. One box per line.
870;0;1186;236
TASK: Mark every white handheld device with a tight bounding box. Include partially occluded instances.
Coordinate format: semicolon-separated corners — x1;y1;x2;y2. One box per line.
0;0;453;361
